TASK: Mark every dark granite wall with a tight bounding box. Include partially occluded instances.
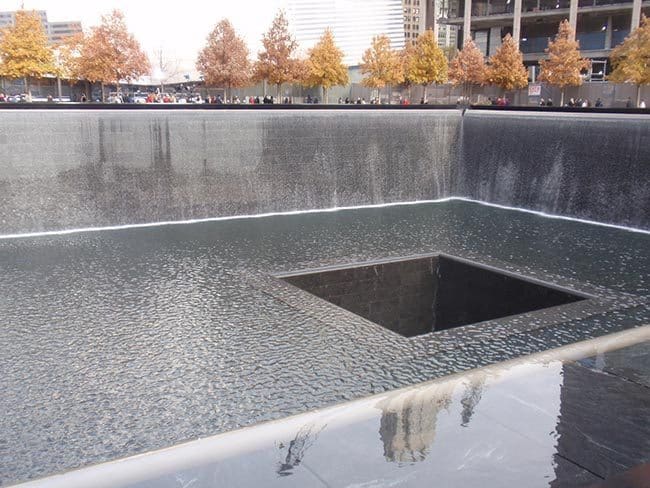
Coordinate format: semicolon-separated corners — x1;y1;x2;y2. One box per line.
455;111;650;229
0;110;460;234
0;109;648;234
282;258;438;338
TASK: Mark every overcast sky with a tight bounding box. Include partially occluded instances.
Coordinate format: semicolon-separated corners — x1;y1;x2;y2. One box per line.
2;0;286;76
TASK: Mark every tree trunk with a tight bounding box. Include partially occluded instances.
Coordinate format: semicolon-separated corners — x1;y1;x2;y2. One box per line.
101;82;106;103
24;77;31;101
469;84;473;104
560;90;564;107
276;83;281;101
636;84;641;107
323;86;328;104
423;84;428;102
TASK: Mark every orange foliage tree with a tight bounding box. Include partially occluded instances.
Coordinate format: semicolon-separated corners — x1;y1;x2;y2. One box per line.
197;19;251;101
486;34;528;95
406;29;448;101
361;34;404;102
0;10;56;100
448;39;486;100
609;15;650;106
77;10;150;101
305;29;349;103
254;10;302;98
538;20;589;106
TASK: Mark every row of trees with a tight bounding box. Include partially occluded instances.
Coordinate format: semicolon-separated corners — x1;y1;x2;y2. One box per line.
197;12;348;102
198;11;650;106
359;21;583;105
0;9;150;100
1;8;648;103
360;16;650;105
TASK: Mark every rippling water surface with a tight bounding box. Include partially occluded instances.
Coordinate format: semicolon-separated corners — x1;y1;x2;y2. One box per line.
1;200;648;485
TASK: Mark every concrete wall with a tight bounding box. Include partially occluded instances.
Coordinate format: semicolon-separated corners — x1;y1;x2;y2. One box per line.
0;110;460;234
455;110;650;229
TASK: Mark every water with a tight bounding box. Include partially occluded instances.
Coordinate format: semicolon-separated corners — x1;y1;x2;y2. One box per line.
1;200;648;485
457;111;650;229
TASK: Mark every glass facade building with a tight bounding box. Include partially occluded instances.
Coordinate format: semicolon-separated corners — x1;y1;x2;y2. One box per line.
287;0;405;66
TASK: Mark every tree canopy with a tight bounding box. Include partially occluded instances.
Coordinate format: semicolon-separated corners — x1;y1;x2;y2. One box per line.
76;10;150;92
405;29;448;99
610;15;650;105
254;10;301;95
0;10;56;91
305;28;349;103
486;34;528;93
448;39;486;97
538;20;589;104
361;34;403;93
197;19;251;99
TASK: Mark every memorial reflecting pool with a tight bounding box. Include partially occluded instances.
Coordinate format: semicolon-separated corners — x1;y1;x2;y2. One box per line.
1;199;648;486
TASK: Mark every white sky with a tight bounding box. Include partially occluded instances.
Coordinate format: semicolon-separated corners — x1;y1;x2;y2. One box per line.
3;0;286;76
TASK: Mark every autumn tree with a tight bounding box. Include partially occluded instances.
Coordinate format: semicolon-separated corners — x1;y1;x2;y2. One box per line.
55;32;84;81
361;34;404;102
305;28;349;103
538;20;589;106
401;41;418;99
609;15;650;107
197;19;251;101
448;39;486;100
486;34;528;95
254;10;301;98
406;29;448;101
0;10;56;100
77;10;150;101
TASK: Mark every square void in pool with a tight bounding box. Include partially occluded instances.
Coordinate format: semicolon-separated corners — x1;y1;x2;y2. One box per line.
281;256;587;338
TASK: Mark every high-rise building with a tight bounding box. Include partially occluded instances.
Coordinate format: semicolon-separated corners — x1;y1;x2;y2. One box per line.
0;10;82;45
287;0;405;66
438;0;645;80
404;0;459;48
403;0;426;42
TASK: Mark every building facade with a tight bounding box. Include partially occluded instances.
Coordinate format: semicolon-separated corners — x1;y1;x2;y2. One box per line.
287;0;405;66
0;10;82;45
437;0;647;79
403;0;459;48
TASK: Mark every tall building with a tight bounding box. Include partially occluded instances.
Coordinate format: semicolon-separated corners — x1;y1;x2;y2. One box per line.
404;0;459;48
0;10;82;45
438;0;645;79
403;0;426;42
287;0;405;66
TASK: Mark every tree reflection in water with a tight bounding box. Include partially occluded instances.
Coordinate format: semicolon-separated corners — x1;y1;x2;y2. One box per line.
276;423;326;477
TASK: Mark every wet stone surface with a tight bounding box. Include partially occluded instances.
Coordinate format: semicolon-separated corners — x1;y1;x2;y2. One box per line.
0;200;648;485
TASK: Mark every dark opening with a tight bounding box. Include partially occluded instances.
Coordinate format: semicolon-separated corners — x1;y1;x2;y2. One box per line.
281;256;586;338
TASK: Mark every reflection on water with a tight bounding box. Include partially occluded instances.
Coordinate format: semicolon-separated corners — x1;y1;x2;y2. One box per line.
378;381;454;463
276;423;325;477
378;371;494;465
460;375;487;428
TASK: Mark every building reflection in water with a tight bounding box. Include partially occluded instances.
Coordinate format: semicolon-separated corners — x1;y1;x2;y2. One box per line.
378;380;456;463
379;372;492;464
